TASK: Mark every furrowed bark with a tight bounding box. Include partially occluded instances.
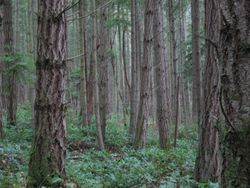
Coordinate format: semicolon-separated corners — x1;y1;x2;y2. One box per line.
220;1;250;187
27;1;67;187
195;0;221;181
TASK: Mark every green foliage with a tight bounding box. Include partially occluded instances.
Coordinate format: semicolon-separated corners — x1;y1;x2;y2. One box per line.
67;66;81;99
0;52;35;85
0;133;30;187
183;26;205;85
107;15;130;29
16;103;33;127
0;105;218;187
67;137;199;187
105;116;128;147
66;116;201;187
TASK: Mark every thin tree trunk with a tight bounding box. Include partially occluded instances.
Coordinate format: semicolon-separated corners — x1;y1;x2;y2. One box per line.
191;0;201;126
79;0;88;127
0;1;3;139
168;0;177;125
97;0;109;141
0;73;3;139
220;1;250;187
93;0;105;150
27;0;67;186
184;83;192;124
153;0;169;149
2;0;17;126
177;0;187;126
174;76;180;147
87;52;94;125
129;0;141;141
14;0;20;52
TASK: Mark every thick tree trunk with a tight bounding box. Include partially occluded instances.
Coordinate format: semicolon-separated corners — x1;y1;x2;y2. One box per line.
195;0;221;181
153;0;169;149
134;0;153;148
191;0;201;126
2;0;17;126
27;1;67;187
220;1;250;187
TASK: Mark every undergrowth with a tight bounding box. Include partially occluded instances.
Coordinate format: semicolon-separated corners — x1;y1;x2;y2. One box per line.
0;105;218;188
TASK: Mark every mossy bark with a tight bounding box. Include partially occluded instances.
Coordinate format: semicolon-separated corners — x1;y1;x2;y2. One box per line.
220;1;250;187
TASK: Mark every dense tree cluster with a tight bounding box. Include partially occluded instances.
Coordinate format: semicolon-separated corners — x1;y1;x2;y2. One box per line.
0;0;249;187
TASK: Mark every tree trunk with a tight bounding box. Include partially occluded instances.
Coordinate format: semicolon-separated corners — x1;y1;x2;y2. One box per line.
79;0;88;127
178;0;188;126
97;0;109;141
0;72;3;139
174;76;180;147
27;0;35;106
195;0;221;181
93;0;105;150
220;1;250;187
153;0;169;149
87;52;94;125
129;0;141;141
191;0;201;126
168;0;177;125
134;0;153;148
27;1;67;187
0;1;3;139
2;0;17;126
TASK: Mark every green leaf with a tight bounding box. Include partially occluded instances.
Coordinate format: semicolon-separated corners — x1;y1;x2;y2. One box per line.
50;176;63;185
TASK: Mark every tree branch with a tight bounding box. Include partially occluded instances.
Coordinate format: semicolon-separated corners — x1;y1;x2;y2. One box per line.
57;0;80;19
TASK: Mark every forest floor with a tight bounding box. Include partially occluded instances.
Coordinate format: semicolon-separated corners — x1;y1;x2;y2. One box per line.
0;104;218;188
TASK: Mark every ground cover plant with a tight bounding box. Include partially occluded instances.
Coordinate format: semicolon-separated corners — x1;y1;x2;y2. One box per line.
0;105;219;188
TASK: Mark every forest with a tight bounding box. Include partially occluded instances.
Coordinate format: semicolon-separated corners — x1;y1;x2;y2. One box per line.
0;0;249;187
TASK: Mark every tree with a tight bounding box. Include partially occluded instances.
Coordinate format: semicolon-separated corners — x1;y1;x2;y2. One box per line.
220;0;250;187
97;0;110;141
2;0;17;126
153;0;169;149
93;0;105;150
129;0;141;141
191;0;201;125
134;0;153;148
79;0;88;127
27;0;67;186
195;0;220;181
0;1;3;139
168;0;177;124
